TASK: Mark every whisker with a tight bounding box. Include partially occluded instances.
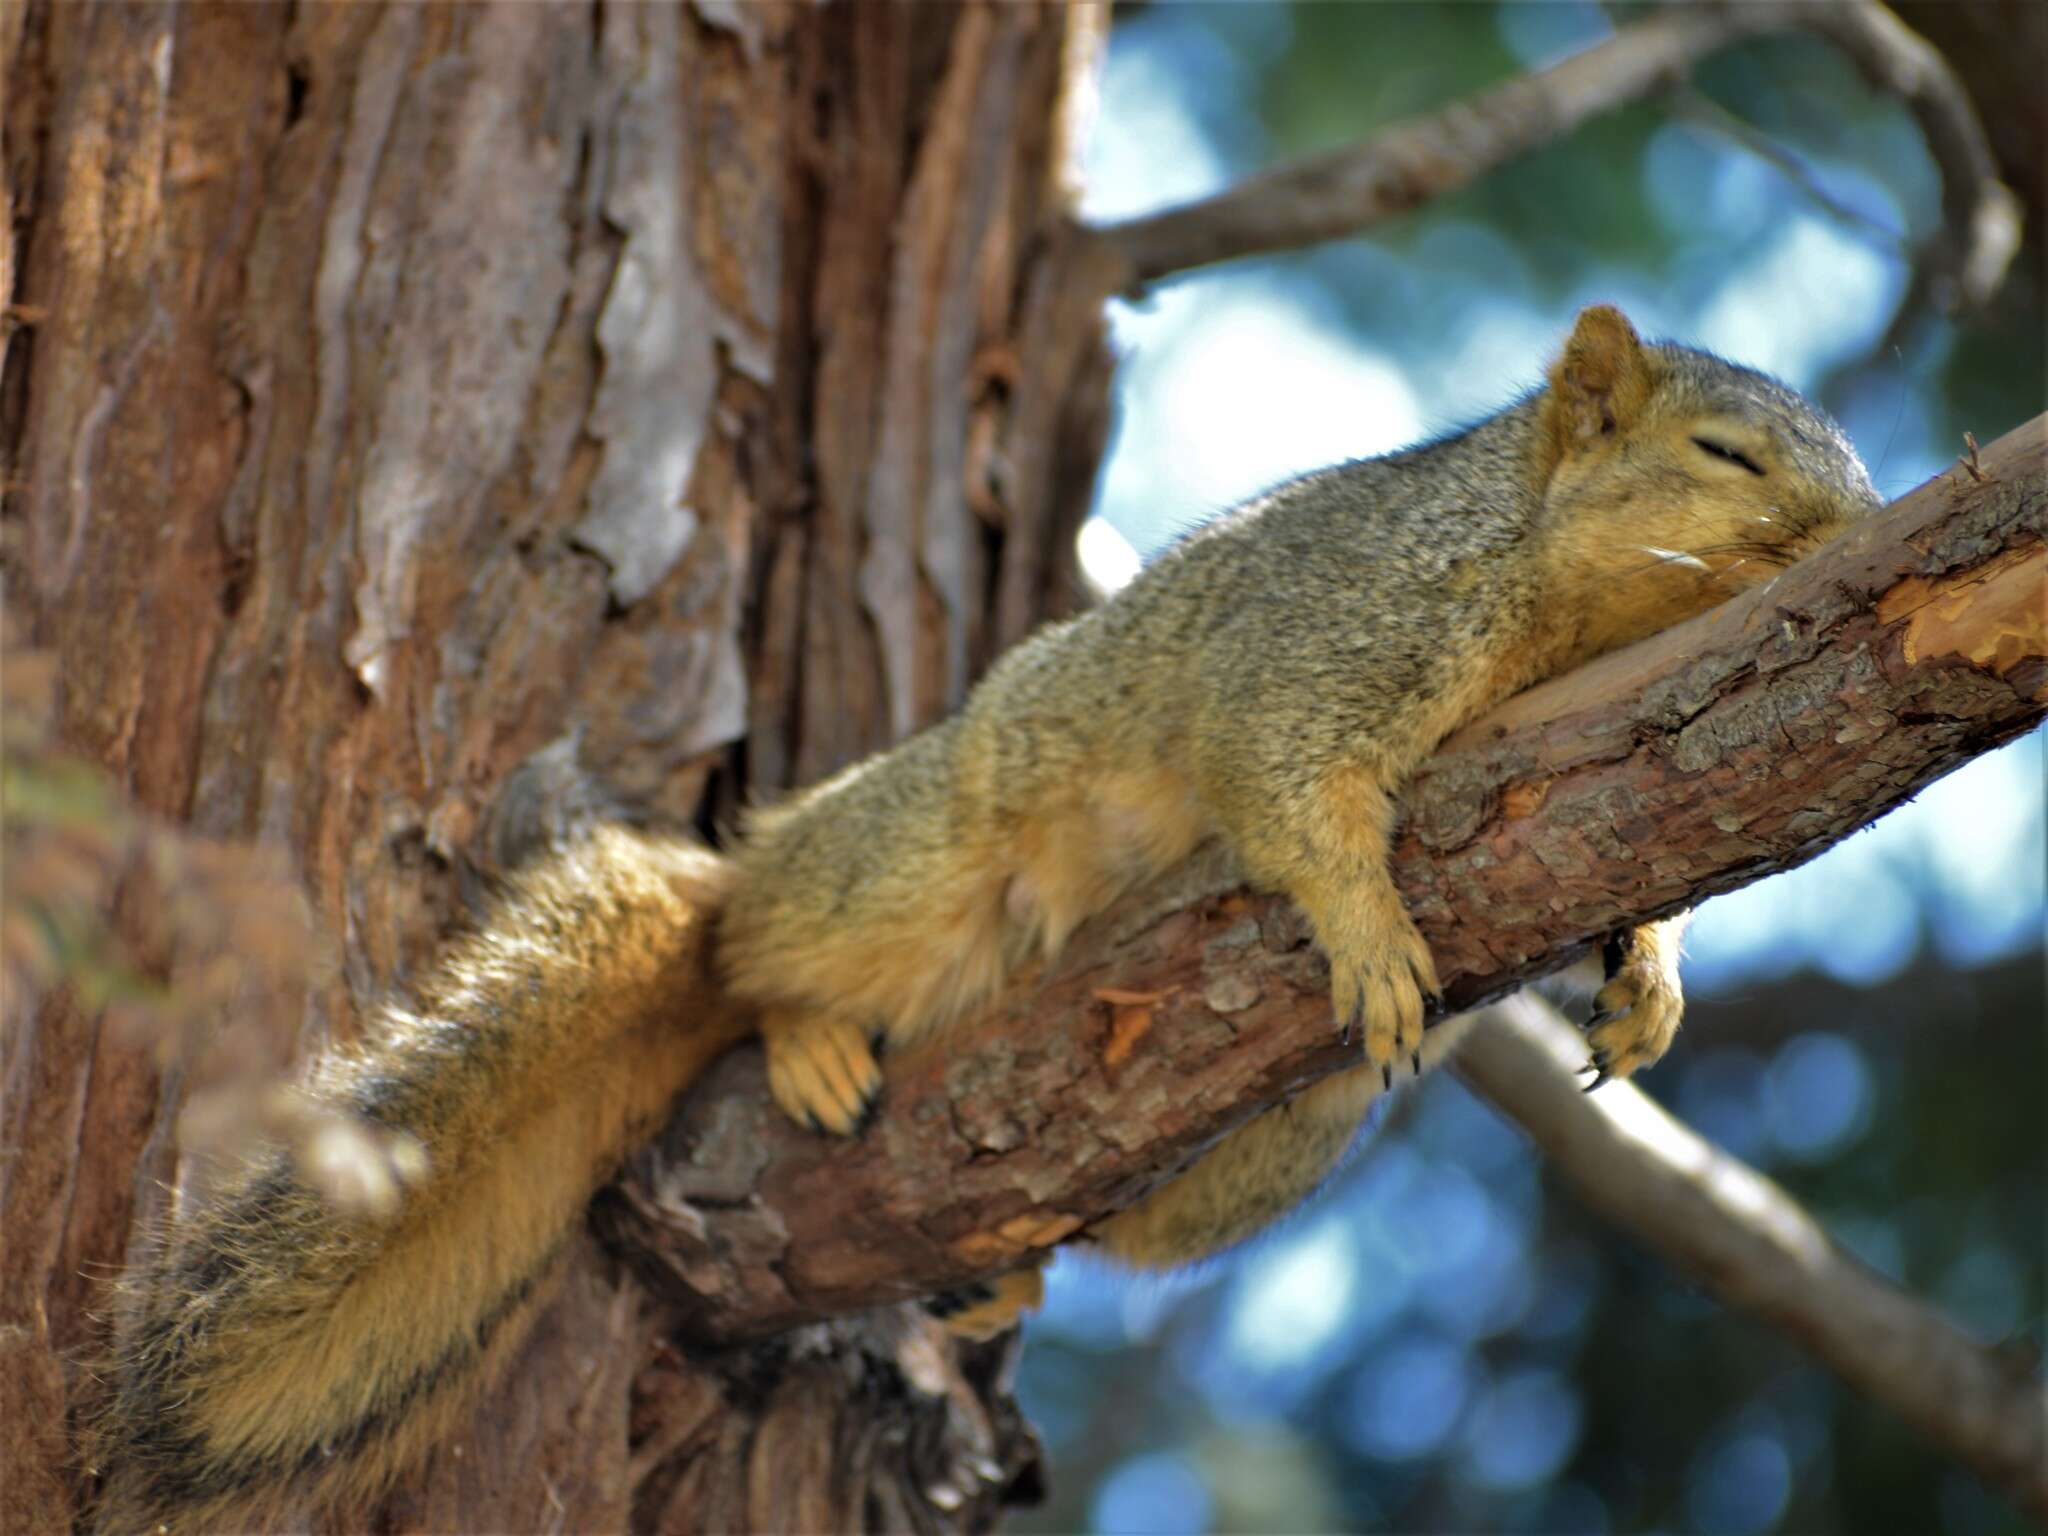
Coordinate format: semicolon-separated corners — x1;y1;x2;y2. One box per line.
1609;549;1708;581
1610;552;1712;582
1634;544;1712;573
1607;541;1793;585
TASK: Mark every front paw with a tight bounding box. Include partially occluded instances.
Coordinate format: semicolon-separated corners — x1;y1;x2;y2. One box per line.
927;1265;1046;1340
1583;928;1683;1090
1325;912;1441;1088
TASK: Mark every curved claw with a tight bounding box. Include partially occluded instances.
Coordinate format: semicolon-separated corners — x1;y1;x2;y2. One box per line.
1411;1051;1422;1077
1583;1069;1613;1094
1381;1064;1393;1092
929;1267;1047;1340
1585;1002;1634;1034
925;1280;997;1320
763;1013;886;1136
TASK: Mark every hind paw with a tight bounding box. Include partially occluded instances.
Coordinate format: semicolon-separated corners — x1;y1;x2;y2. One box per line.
761;1011;883;1135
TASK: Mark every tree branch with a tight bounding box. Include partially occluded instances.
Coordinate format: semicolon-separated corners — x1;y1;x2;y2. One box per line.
1095;4;1773;285
604;413;2043;1343
1091;0;2017;314
1789;0;2022;316
1456;992;2048;1524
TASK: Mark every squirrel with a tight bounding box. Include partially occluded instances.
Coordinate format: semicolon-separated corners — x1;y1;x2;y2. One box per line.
93;306;1881;1530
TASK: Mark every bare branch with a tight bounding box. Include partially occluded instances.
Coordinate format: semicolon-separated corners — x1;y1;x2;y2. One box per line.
1093;0;2017;314
1094;4;1776;284
1789;0;2022;315
608;414;2045;1339
1456;992;2048;1524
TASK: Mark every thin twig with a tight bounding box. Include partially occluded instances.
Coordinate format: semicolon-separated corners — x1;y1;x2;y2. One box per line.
1666;84;1907;251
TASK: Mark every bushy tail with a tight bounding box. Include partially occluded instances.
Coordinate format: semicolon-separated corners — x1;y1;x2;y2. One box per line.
93;827;748;1532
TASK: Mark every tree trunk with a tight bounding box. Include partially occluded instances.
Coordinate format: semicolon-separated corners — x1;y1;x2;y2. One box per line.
1;2;1105;1529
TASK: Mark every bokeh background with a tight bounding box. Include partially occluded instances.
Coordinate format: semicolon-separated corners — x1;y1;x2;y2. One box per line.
1014;5;2046;1533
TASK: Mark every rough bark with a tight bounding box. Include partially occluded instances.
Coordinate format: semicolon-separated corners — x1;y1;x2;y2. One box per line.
610;415;2046;1336
1;3;1100;1530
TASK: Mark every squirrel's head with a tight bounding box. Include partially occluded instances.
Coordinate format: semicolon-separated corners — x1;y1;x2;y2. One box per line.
1536;304;1881;658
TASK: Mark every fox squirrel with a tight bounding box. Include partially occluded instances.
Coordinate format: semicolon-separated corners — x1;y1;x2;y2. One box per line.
94;306;1880;1529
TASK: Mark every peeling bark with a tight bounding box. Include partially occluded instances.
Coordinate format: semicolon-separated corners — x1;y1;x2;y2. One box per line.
2;3;1094;1529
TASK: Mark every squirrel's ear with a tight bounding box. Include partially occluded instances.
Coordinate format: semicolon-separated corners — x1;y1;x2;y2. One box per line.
1545;304;1652;452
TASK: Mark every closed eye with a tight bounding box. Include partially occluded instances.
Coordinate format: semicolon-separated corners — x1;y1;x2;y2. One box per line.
1692;437;1766;476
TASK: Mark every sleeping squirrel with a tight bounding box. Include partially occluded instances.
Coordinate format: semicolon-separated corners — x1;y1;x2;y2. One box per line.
94;306;1881;1529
